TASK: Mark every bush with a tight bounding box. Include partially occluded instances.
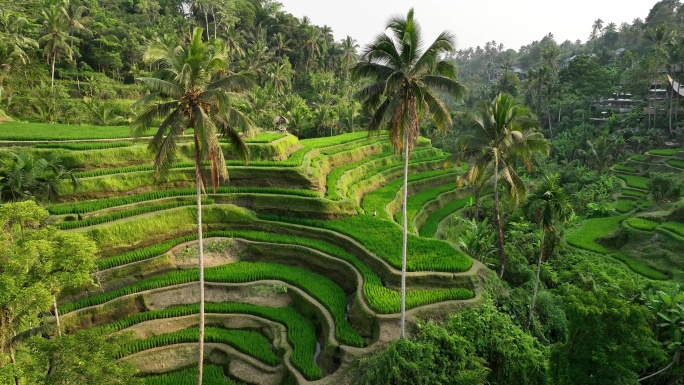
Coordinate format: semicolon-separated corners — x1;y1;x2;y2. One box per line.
648;172;681;202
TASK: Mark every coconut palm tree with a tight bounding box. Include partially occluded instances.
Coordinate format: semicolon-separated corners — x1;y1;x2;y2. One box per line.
131;27;254;385
38;4;72;89
304;27;322;73
352;8;465;338
456;93;549;279
523;173;572;327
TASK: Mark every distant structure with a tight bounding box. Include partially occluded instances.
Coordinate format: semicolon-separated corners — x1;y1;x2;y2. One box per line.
273;115;289;133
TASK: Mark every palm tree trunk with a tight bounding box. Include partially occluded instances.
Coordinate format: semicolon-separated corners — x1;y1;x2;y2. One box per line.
669;86;674;137
474;189;480;220
10;348;20;385
527;230;544;328
196;168;205;385
51;51;56;90
204;12;210;40
494;161;506;279
53;296;61;337
399;129;409;339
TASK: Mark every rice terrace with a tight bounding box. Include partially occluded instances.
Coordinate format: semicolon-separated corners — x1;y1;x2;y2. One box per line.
1;1;684;385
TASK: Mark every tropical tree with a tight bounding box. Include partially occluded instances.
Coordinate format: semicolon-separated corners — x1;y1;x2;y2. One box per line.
131;27;254;385
352;8;465;338
38;4;73;89
523;173;572;327
0;152;77;203
456;93;549;279
304;27;322;72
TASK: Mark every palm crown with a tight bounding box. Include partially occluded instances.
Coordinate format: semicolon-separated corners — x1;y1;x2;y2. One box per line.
352;8;465;153
132;27;255;191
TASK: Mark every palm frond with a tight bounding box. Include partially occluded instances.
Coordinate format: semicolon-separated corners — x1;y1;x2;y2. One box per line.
136;77;183;98
421;87;452;134
421;75;466;100
207;71;255;91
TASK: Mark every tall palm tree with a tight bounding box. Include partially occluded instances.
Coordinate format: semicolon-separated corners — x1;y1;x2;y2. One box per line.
38;4;72;89
131;28;254;385
456;93;549;279
352;8;465;338
523;173;572;327
304;27;322;73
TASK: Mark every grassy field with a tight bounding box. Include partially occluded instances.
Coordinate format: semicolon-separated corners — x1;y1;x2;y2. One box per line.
0;122;155;140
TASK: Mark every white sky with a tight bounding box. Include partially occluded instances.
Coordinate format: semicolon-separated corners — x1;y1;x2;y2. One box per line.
279;0;659;51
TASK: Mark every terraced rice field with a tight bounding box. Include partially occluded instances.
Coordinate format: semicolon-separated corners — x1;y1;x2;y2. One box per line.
25;130;481;384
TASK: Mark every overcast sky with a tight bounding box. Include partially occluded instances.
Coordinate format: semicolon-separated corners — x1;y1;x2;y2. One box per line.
279;0;658;51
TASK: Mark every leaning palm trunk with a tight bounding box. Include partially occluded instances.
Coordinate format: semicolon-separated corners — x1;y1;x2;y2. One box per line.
527;230;544;327
10;348;20;385
53;296;61;337
399;129;409;339
51;51;56;90
196;166;206;385
493;162;506;279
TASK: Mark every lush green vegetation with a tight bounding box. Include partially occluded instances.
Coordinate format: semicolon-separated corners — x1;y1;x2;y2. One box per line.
667;159;684;169
398;183;456;233
0;122;155;140
98;230;473;312
419;196;473;238
105;302;321;380
616;173;650;190
119;327;279;365
33;141;135;150
60;261;364;347
142;366;244;385
624;217;659;232
567;215;625;254
613;164;638;173
57;200;213;230
262;215;472;272
362;170;456;219
47;187;319;215
662;221;684;237
648;149;682;156
613;200;635;213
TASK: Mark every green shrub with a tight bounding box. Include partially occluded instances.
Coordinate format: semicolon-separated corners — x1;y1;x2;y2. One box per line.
60;261;364;348
647;172;681;202
624;217;658;231
631;154;644;161
142;365;244;385
105;303;321;380
119;327;279;365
